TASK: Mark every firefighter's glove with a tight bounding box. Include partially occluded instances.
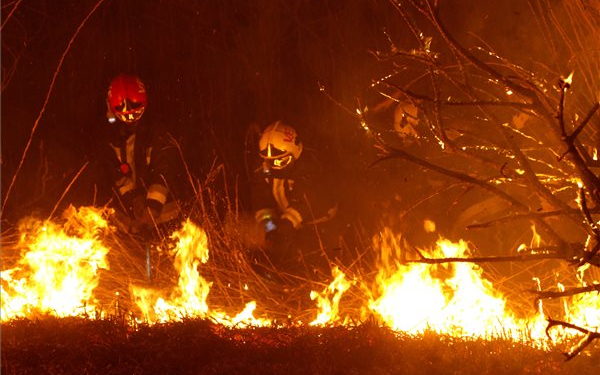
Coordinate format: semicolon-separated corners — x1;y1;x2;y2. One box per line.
139;206;160;227
131;195;147;221
264;218;295;250
130;198;160;235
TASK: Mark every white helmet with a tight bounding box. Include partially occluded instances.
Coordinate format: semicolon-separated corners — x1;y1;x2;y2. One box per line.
259;121;303;170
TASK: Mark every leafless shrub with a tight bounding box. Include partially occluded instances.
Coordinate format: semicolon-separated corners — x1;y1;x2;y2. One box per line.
355;0;599;359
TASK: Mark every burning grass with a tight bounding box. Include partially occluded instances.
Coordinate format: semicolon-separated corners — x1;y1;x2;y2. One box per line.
1;203;599;373
2;316;598;375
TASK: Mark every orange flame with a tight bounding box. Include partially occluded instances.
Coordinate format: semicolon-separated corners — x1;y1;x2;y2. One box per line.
369;235;542;341
2;206;598;348
1;206;111;320
564;71;574;86
367;230;600;345
132;219;212;323
310;266;353;326
131;219;271;327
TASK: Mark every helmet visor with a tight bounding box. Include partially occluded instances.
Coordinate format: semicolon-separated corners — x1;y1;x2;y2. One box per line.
113;99;145;123
260;143;286;158
263;155;293;170
260;144;294;169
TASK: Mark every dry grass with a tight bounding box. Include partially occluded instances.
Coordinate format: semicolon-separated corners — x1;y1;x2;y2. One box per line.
2;316;598;375
3;183;598;374
1;124;597;375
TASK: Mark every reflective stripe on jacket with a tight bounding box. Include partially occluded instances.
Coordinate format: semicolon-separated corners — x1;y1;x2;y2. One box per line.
251;149;337;228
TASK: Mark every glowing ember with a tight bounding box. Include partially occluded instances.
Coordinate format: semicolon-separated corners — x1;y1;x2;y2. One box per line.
1;206;111;320
563;71;574;86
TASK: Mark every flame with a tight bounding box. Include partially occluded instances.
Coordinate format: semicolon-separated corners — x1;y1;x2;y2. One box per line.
1;206;111;320
564;71;574;86
530;224;541;249
568;288;600;328
310;266;353;326
2;206;598;349
517;224;542;254
367;231;600;345
131;219;271;327
368;235;544;340
131;219;212;323
567;269;600;329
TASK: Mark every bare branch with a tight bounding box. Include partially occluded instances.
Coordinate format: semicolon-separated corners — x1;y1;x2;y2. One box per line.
546;318;600;361
466;208;587;229
403;251;571;265
566;102;600;144
533;284;600;300
372;146;566;246
381;81;533;109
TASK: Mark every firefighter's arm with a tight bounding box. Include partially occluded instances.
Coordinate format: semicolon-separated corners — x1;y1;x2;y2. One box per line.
291;154;338;225
255;208;277;233
255;208;295;249
281;207;303;228
146;132;177;212
120;190;158;228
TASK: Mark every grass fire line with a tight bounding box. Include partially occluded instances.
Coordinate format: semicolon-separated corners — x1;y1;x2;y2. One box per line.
1;205;598;353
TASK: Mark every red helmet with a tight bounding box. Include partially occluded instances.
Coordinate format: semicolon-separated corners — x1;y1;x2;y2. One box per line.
107;74;147;123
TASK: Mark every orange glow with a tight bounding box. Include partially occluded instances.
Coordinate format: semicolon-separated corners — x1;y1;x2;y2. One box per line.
368;237;525;337
310;266;353;326
1;206;598;349
1;206;111;320
131;219;271;327
367;231;597;345
564;71;574;86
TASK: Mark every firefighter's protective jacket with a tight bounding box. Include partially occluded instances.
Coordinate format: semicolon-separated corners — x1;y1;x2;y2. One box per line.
94;120;178;217
251;148;337;229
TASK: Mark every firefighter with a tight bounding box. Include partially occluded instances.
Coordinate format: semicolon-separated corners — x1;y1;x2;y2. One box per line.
251;121;339;276
95;74;180;235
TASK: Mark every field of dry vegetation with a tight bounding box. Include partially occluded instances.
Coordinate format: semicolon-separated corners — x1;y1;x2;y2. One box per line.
2;0;600;374
2;316;598;375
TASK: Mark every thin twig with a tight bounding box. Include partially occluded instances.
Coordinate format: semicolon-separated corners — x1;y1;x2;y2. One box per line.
47;161;90;220
532;284;600;300
372;147;565;245
466;208;587;229
1;0;107;217
403;251;569;265
382;82;533;109
566;102;599;143
1;0;24;31
546;318;600;361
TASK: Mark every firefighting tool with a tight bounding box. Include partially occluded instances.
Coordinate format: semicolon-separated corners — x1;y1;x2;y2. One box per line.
264;217;295;249
107;74;147;124
126;200;181;282
259;121;303;170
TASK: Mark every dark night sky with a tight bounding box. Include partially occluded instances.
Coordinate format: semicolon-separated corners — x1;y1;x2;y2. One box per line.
1;0;395;220
0;0;583;238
